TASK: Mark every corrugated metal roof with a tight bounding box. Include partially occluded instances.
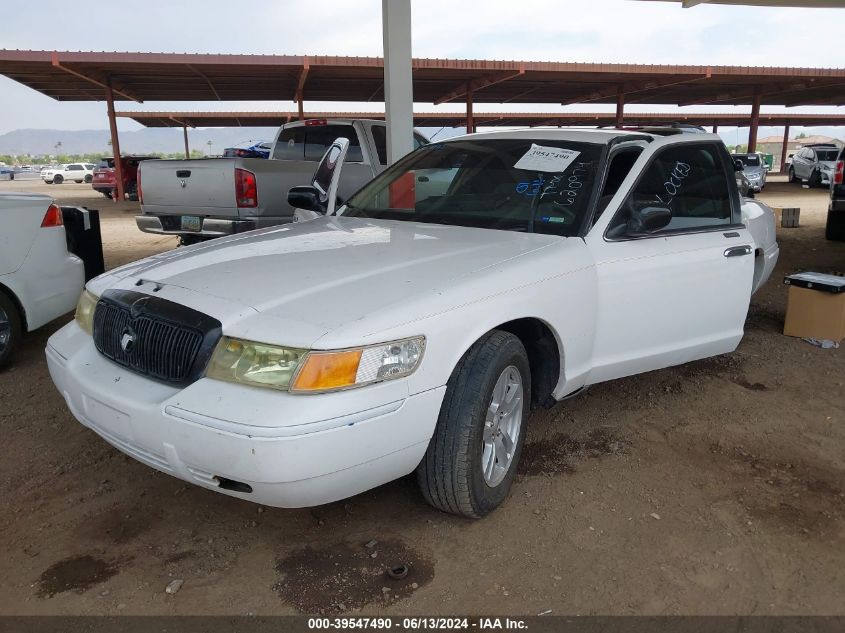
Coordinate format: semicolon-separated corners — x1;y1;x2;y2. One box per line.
1;50;843;106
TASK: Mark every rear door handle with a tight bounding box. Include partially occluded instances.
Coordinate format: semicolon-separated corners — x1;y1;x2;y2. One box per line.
724;245;752;258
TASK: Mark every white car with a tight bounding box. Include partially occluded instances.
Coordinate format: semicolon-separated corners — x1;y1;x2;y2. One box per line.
41;163;96;185
1;193;85;367
46;129;779;518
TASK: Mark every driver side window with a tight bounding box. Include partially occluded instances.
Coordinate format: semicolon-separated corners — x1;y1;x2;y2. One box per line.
607;143;733;238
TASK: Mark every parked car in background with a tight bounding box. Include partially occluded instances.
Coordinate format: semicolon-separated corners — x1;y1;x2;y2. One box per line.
732;152;767;192
789;144;840;186
135;119;428;244
222;140;273;159
0;166;15;181
827;146;845;241
1;193;85;368
48;128;778;518
41;163;96;185
92;156;158;200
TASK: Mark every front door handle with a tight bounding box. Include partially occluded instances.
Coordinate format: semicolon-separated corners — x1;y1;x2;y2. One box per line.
724;245;752;258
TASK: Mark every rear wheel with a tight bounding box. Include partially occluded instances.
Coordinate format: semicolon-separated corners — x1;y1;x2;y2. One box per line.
102;191;113;199
417;330;530;518
84;174;93;183
126;181;138;201
0;291;22;369
53;174;63;184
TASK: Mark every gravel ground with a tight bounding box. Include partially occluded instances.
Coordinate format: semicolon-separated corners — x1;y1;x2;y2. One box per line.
0;176;842;616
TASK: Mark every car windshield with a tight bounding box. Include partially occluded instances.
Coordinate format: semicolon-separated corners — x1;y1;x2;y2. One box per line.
343;139;604;236
735;154;761;167
817;149;839;161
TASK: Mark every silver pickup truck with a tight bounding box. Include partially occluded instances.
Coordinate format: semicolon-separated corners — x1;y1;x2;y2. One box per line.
136;118;428;243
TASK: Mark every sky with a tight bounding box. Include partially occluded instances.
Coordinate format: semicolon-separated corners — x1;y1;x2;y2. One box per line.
1;0;844;136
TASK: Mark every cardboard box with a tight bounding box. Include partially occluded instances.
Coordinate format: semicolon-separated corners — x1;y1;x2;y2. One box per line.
773;207;800;228
783;286;845;342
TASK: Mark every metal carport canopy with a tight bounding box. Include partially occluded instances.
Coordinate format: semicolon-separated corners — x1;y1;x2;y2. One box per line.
1;50;844;107
117;110;845;129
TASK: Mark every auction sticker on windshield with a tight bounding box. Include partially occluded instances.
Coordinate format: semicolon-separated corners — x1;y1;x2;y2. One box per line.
514;144;580;173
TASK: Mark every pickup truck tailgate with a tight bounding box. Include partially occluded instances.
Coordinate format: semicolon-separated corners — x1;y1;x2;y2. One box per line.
141;159;236;213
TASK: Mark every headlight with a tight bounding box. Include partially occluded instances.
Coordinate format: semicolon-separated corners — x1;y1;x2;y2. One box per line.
74;289;99;335
206;337;307;391
205;335;425;393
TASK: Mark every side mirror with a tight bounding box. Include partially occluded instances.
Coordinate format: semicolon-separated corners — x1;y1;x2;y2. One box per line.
628;203;672;234
288;185;325;214
734;159;744;171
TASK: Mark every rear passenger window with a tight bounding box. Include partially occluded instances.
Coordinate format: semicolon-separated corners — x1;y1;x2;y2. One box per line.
609;144;733;236
304;125;363;163
372;127;428;165
273;127;305;160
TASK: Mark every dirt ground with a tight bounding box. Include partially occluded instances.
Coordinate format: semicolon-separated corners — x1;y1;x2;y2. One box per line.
0;176;842;616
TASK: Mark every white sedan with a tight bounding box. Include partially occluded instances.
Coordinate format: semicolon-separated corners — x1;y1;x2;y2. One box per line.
1;193;85;367
46;129;778;517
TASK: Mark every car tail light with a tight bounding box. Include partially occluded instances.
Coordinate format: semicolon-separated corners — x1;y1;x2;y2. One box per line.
304;119;328;126
235;168;258;208
137;166;143;204
41;203;63;227
835;160;844;185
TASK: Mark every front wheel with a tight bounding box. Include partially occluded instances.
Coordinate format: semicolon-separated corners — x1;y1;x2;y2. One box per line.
417;330;530;518
0;291;22;369
788;167;797;183
53;175;63;184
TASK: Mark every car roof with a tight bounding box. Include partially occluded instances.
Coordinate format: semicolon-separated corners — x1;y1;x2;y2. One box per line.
444;127;721;145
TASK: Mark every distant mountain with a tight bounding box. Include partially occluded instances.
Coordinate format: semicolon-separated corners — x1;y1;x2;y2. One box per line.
0;127;280;156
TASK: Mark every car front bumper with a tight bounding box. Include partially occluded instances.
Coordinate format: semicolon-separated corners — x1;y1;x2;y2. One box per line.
46;321;444;507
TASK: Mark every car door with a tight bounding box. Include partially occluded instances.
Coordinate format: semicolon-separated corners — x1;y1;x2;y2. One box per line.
292;138;350;222
584;136;755;384
796;149;811;179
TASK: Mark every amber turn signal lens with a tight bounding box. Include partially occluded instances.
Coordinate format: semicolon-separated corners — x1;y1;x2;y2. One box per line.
291;350;363;392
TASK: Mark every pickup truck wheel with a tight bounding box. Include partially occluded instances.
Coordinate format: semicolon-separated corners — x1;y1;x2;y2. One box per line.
0;291;22;369
417;330;530;518
53;175;63;184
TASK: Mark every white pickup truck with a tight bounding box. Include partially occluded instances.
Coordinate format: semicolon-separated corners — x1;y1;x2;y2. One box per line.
47;128;778;518
136;118;429;244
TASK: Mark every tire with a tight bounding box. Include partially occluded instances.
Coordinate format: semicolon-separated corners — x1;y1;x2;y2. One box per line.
417;330;531;518
810;170;823;188
84;174;93;183
8;172;13;181
0;291;22;370
103;191;113;199
788;167;797;183
53;175;63;184
127;181;138;202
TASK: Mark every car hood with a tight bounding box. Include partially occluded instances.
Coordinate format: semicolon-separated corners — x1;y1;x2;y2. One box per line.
98;216;563;346
743;167;765;177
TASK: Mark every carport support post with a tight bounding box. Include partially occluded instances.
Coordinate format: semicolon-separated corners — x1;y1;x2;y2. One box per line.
615;86;624;128
104;80;125;202
780;124;790;173
183;126;190;158
748;87;761;154
712;124;719;134
382;0;414;164
466;89;474;134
